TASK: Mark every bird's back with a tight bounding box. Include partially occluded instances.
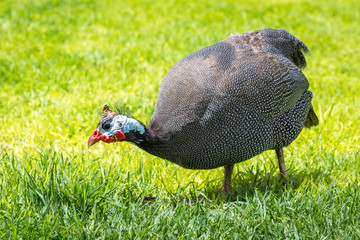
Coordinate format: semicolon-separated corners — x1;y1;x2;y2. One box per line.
147;28;317;169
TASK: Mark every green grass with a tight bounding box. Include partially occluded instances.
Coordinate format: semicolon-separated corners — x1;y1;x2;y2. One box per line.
1;0;360;238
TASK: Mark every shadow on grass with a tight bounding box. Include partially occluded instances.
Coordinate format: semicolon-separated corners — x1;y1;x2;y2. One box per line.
152;165;334;206
200;166;333;202
133;165;335;207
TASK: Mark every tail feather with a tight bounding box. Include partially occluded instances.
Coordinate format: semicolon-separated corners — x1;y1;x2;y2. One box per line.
304;105;319;128
261;28;309;69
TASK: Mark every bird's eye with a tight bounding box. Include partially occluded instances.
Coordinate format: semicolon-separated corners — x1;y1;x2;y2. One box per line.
102;123;111;130
118;123;123;128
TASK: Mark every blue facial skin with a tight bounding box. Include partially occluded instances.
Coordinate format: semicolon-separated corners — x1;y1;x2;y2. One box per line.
99;115;145;137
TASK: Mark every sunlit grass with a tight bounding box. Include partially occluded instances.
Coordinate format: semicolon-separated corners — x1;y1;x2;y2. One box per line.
1;0;359;238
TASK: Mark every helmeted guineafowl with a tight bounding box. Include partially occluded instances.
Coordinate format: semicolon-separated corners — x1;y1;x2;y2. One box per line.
88;28;319;195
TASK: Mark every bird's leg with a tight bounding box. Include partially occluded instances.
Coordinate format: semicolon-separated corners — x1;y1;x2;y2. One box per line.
223;164;234;196
275;148;291;185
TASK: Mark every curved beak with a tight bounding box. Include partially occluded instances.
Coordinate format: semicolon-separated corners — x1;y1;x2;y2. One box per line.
88;129;101;147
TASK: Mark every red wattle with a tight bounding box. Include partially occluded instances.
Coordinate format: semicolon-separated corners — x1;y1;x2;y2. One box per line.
88;129;126;147
100;130;126;143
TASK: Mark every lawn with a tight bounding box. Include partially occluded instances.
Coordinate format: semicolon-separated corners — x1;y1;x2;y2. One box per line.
0;0;359;238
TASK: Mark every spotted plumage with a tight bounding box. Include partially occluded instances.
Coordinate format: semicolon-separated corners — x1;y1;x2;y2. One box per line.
88;28;319;195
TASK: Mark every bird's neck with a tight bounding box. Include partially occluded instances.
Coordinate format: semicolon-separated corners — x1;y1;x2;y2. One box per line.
123;118;169;159
139;127;160;145
133;128;170;158
126;125;161;152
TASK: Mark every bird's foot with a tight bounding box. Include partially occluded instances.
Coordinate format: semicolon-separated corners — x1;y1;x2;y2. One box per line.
222;185;232;198
280;173;291;186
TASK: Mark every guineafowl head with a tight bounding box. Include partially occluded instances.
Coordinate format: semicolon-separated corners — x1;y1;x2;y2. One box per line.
88;104;146;147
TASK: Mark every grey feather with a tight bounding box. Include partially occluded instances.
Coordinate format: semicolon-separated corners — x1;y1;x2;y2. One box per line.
138;28;319;169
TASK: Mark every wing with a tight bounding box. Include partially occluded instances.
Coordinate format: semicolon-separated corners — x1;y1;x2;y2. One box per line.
149;29;309;139
148;42;228;139
210;49;309;121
